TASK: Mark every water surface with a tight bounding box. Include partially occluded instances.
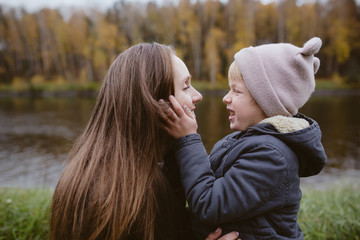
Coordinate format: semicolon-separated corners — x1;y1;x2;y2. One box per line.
0;94;359;189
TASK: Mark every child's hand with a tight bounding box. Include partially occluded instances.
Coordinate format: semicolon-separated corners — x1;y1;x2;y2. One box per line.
159;95;198;139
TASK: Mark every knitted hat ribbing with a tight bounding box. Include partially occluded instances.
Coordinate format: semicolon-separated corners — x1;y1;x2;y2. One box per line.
234;37;322;117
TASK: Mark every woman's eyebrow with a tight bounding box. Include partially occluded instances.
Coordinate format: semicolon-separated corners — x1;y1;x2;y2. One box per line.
182;75;191;83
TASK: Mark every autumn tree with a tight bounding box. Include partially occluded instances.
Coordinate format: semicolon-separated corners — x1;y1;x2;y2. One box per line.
66;10;91;81
254;1;278;44
176;0;203;79
0;0;359;86
224;0;256;63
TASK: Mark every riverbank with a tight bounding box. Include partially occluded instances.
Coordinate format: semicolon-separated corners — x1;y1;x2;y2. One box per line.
0;181;359;240
0;79;359;98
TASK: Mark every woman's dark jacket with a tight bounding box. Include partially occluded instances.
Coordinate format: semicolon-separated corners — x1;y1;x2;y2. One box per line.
173;114;327;240
158;148;194;240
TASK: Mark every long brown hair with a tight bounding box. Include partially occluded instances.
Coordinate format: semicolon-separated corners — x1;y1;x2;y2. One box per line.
50;43;176;240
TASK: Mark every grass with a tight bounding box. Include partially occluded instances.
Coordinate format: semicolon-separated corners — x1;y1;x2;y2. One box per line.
192;80;229;91
298;181;360;240
0;188;52;240
0;182;359;240
29;81;101;93
315;78;352;90
0;81;101;96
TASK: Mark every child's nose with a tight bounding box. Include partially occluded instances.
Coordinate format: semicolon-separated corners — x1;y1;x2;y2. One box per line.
223;93;231;104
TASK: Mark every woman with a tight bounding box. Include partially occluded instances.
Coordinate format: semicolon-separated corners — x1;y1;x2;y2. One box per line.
50;43;239;240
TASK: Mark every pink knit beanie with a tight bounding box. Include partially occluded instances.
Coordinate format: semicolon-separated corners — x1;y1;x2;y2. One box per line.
234;37;322;117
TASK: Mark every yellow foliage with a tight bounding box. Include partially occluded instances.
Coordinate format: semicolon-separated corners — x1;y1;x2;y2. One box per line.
79;68;88;83
30;75;45;85
53;76;66;85
12;77;27;90
0;0;359;85
329;21;350;64
204;27;226;84
335;35;350;64
93;50;107;71
331;72;345;86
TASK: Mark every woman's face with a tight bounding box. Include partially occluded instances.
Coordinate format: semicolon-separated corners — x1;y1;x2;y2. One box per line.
173;55;203;117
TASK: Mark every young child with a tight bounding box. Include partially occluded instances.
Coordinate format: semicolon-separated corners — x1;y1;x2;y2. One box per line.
162;37;327;240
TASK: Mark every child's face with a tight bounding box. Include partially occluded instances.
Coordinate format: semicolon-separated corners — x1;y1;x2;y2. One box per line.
223;78;266;131
173;55;203;117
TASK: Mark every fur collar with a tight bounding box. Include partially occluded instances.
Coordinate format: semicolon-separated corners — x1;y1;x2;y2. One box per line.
260;115;309;133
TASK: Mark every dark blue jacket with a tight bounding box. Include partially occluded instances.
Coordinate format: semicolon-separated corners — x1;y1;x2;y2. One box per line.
174;114;327;240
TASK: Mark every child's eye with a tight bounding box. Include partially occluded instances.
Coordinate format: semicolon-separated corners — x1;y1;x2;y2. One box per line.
183;85;190;90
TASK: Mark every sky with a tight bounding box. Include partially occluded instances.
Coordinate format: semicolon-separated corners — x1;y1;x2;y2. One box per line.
0;0;178;12
0;0;359;12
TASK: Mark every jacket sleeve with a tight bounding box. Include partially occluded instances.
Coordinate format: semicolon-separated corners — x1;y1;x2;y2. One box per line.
174;133;290;225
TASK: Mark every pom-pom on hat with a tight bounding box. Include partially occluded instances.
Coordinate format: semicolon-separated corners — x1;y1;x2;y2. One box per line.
234;37;322;117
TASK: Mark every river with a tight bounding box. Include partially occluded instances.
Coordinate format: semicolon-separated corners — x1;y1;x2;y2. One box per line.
0;91;359;189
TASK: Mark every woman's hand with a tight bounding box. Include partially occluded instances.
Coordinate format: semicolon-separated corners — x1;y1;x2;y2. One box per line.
205;228;240;240
159;95;198;139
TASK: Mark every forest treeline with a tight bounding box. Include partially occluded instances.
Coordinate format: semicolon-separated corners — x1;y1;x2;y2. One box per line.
0;0;360;88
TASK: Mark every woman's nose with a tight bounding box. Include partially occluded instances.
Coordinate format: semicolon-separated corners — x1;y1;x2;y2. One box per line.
192;89;203;103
